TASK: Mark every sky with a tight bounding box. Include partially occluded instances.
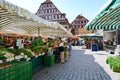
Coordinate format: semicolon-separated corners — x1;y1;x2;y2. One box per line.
6;0;108;23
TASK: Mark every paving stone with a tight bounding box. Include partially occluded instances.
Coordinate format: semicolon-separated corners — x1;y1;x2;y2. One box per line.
32;48;112;80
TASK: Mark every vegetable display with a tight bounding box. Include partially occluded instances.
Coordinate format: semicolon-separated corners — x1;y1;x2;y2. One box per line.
106;56;120;73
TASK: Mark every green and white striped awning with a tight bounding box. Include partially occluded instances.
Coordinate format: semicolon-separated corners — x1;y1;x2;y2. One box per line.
0;0;72;37
85;0;120;30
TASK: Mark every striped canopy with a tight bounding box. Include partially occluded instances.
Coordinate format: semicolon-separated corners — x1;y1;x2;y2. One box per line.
0;0;72;37
85;0;120;30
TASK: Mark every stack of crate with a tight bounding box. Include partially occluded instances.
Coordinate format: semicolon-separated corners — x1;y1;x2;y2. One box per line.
0;62;32;80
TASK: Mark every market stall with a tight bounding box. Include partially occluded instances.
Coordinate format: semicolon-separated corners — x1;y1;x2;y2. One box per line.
80;33;103;50
85;0;120;53
103;30;117;53
85;0;120;72
0;0;72;80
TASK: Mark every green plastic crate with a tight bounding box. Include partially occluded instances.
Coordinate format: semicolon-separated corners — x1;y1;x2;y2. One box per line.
44;55;55;66
30;57;36;70
38;56;44;65
0;62;32;80
30;56;44;70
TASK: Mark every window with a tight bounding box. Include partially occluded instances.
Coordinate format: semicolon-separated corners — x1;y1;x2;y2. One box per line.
49;16;51;20
62;16;64;18
51;9;53;13
46;16;48;19
84;21;86;23
50;4;52;7
54;15;56;19
49;9;51;13
44;11;46;14
53;9;55;12
52;15;54;19
57;15;59;19
54;9;57;12
59;15;61;18
81;21;83;23
83;21;85;23
55;9;57;12
47;10;49;13
55;15;57;19
46;10;47;13
46;16;49;20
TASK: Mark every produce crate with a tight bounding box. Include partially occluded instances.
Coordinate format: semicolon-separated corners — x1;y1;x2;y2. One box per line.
30;56;37;70
44;55;55;66
30;55;44;70
0;62;32;80
39;56;44;65
17;62;32;80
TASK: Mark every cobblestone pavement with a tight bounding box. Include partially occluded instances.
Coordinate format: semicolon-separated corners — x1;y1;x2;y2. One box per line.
32;47;120;80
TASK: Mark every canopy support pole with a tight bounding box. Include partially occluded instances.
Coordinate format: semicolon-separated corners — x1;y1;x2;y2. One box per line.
38;27;40;37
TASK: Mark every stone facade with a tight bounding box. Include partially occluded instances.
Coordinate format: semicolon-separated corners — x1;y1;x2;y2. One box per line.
36;0;69;28
71;15;90;35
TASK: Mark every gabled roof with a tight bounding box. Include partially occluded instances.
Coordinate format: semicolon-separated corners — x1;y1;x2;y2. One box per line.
42;0;52;4
76;15;88;20
71;15;88;24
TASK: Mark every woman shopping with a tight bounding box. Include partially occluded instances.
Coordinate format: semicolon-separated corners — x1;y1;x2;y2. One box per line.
58;38;65;63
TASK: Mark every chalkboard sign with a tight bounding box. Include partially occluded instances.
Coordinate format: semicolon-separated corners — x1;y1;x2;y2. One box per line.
117;30;120;44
